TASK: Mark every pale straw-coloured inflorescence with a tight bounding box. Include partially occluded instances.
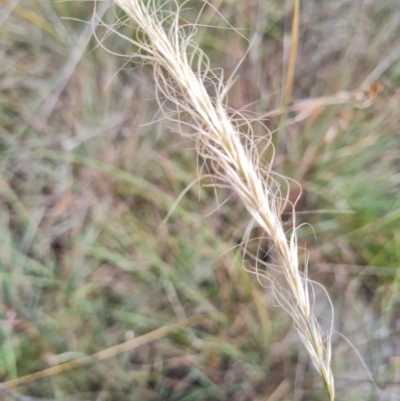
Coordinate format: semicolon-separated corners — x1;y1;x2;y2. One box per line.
106;0;335;398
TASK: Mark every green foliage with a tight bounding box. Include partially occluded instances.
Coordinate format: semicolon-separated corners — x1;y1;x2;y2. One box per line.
0;1;399;400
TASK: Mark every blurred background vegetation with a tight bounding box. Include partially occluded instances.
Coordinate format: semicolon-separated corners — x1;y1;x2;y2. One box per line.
0;0;399;400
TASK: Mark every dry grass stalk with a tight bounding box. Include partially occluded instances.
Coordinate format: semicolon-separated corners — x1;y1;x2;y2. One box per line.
0;325;172;389
106;0;335;398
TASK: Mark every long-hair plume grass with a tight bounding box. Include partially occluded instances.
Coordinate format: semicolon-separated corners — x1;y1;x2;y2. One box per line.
102;1;335;399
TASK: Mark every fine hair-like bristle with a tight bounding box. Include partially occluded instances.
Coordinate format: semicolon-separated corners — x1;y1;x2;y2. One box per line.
105;1;335;399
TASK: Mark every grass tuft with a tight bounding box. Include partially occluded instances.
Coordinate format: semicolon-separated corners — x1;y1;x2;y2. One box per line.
0;1;399;400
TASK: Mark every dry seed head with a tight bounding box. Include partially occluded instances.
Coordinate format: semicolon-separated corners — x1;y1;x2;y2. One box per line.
106;1;335;399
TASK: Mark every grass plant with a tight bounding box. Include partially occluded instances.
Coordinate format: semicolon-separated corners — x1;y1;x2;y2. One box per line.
107;0;335;398
0;1;399;400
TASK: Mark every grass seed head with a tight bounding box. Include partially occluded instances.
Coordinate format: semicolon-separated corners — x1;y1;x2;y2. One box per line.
108;1;335;399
